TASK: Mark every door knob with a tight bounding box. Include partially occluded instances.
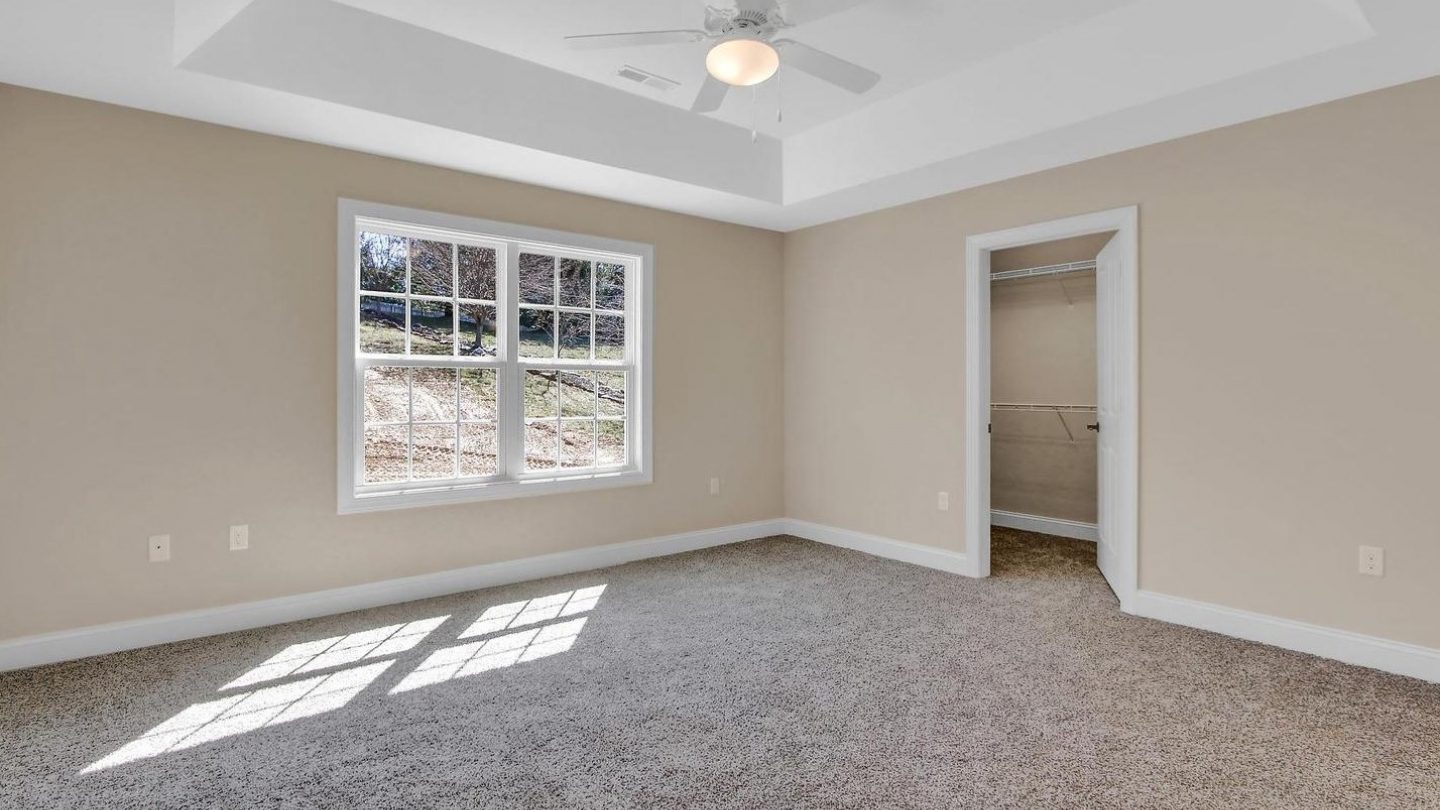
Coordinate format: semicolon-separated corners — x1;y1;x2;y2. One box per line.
1086;423;1100;433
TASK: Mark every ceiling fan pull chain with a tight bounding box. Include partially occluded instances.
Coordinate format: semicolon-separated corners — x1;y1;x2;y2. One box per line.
751;85;759;143
777;68;784;124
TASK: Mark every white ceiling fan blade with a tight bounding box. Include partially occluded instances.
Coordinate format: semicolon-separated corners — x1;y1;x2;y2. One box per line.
564;30;709;50
691;74;730;113
774;0;874;26
773;39;880;94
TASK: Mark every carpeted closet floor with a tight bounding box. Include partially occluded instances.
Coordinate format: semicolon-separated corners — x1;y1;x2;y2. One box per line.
3;529;1438;809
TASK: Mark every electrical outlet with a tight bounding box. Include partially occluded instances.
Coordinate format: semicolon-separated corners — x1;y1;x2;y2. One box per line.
1358;545;1384;576
229;524;249;551
937;491;950;511
709;477;721;496
149;534;171;563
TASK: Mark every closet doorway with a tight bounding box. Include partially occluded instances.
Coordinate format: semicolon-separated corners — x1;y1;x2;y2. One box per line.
962;207;1138;611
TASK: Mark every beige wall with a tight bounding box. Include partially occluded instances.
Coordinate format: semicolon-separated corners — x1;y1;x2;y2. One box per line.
785;76;1440;648
4;75;1440;652
0;85;784;641
990;236;1107;523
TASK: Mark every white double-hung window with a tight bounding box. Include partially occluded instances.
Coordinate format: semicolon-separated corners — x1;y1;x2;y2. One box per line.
337;200;652;513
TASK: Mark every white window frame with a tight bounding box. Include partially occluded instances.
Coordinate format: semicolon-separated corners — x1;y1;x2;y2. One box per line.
337;199;654;514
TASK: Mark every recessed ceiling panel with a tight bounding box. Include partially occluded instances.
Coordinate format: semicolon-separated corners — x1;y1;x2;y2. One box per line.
333;0;1138;137
179;0;783;201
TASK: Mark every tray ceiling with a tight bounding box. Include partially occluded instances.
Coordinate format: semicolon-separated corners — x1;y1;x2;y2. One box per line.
3;0;1439;230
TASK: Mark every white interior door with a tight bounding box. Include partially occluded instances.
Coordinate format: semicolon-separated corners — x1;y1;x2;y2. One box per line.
1094;233;1123;601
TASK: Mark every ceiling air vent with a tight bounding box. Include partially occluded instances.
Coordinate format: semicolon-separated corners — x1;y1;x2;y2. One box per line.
616;65;681;92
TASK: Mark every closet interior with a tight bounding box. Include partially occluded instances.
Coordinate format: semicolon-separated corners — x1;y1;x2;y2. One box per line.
989;232;1115;551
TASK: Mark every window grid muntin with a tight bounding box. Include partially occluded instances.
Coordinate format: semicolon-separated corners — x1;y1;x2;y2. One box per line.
519;369;627;472
359;365;501;489
514;250;628;470
353;221;508;491
357;223;502;359
515;247;627;363
353;218;635;496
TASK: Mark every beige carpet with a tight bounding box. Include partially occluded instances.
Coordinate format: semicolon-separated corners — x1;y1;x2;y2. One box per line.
2;529;1438;809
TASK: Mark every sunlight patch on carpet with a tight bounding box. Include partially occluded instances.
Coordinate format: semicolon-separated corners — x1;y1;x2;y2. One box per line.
390;617;589;694
221;616;448;690
80;586;610;773
458;585;606;639
83;661;394;773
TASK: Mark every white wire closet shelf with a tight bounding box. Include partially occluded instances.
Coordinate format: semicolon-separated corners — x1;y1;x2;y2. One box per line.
989;259;1095;282
990;403;1097;442
991;403;1096;412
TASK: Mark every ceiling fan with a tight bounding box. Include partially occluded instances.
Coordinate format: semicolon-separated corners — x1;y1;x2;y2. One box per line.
564;0;881;113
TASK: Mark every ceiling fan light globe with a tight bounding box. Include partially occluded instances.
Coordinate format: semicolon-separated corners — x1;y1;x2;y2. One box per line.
705;39;780;87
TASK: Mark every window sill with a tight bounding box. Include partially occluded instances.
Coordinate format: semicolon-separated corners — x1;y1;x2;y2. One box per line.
339;468;651;514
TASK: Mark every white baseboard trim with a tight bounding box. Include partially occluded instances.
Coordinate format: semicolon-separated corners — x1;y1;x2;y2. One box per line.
990;510;1098;542
0;518;787;673
781;518;968;575
1132;590;1440;684
11;517;1435;686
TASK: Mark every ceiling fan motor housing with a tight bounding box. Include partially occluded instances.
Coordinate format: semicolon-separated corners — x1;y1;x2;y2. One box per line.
704;6;785;40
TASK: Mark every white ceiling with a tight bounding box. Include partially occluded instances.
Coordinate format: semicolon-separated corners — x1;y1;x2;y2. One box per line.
2;0;1439;231
331;0;1138;138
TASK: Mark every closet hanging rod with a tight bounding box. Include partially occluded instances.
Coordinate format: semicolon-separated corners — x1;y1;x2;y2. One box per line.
990;403;1097;413
990;259;1096;283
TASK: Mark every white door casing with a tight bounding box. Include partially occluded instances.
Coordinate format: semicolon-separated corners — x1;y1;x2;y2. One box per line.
963;206;1138;613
